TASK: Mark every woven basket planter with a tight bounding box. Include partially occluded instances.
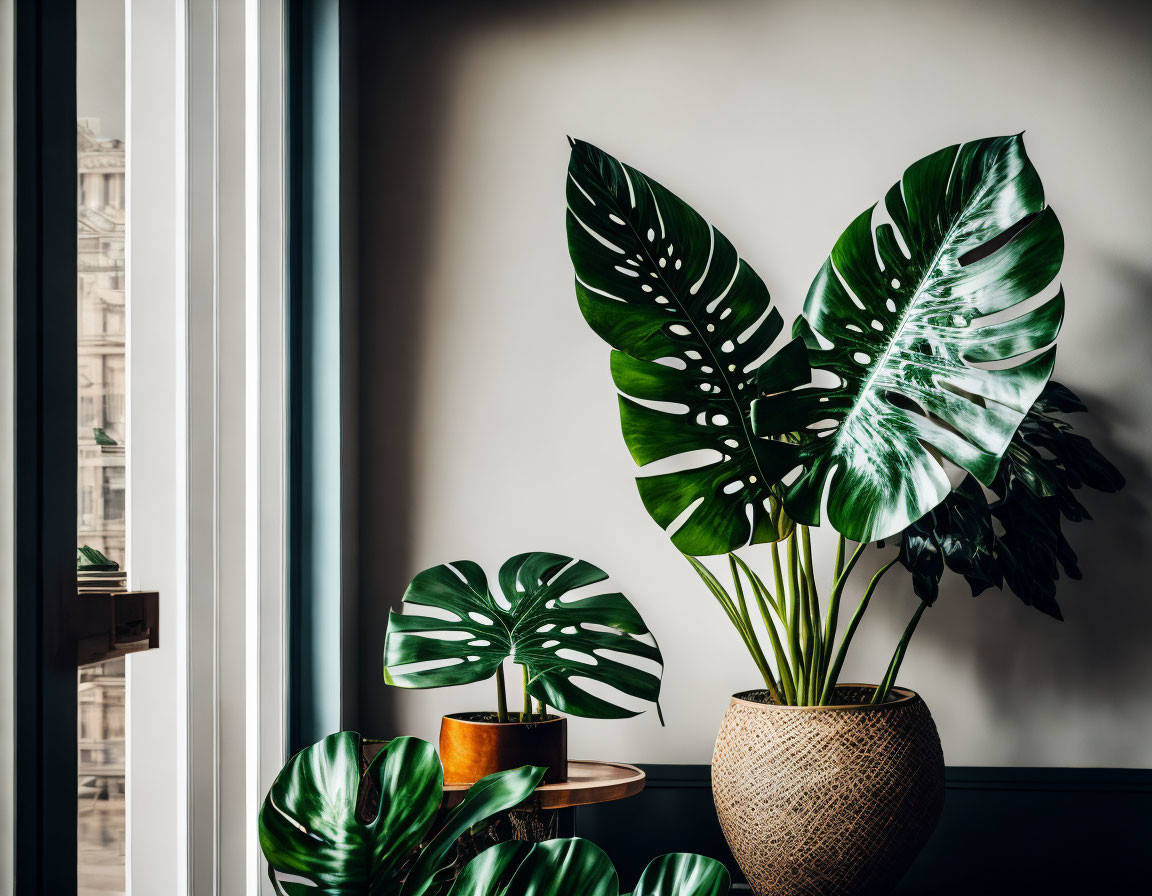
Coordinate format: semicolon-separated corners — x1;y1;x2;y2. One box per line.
712;685;944;896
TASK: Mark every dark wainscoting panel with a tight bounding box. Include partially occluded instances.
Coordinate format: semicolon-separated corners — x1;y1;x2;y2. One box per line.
572;765;1152;894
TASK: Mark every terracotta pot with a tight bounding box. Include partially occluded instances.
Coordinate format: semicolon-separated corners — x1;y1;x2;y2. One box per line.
439;713;567;786
712;685;944;896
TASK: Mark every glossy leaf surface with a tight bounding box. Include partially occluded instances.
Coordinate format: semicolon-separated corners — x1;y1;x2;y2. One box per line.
566;139;804;555
753;135;1065;542
630;853;732;896
897;381;1124;616
384;552;662;718
258;733;544;896
449;839;730;896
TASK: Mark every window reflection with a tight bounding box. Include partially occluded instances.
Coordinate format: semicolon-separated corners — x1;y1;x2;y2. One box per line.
76;2;127;888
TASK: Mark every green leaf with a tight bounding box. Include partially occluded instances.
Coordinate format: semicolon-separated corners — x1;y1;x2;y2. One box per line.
448;839;730;896
401;765;547;896
566;139;804;556
629;853;731;896
449;839;617;896
753;135;1065;542
384;552;663;719
258;733;544;896
896;381;1124;617
259;734;441;896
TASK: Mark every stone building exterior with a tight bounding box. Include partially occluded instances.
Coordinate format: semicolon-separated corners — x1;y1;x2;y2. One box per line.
76;121;127;896
77;120;126;567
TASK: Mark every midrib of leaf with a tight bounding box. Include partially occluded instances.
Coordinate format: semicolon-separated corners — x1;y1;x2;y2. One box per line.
595;173;769;489
825;152;997;466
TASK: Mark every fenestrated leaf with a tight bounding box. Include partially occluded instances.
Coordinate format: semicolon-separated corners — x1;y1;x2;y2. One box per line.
258;733;545;896
753;135;1065;542
896;381;1124;617
566;139;805;556
448;839;730;896
384;552;662;719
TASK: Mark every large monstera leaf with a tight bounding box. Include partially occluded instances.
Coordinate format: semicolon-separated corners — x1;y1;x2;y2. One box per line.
258;733;545;896
566;139;805;556
384;552;662;718
449;838;730;896
896;381;1124;617
753;135;1065;542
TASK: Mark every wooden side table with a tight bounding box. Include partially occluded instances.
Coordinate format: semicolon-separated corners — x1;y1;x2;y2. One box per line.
444;760;645;864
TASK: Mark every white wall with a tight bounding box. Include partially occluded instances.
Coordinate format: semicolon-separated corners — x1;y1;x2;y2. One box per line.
354;0;1152;768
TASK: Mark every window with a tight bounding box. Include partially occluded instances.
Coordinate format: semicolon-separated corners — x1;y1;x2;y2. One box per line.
77;1;127;890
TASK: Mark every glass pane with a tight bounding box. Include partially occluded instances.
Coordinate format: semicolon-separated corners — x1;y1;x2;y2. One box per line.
77;1;126;893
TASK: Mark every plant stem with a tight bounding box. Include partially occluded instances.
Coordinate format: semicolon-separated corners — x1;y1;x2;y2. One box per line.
770;540;787;630
787;533;804;700
536;698;547;719
685;554;778;699
820;557;897;704
732;554;796;704
495;663;508;723
872;601;928;705
521;664;531;722
729;556;783;705
821;541;867;682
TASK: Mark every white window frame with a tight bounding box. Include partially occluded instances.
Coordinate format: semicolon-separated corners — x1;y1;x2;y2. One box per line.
126;1;287;893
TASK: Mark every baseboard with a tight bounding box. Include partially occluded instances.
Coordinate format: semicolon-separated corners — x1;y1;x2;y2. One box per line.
572;764;1152;895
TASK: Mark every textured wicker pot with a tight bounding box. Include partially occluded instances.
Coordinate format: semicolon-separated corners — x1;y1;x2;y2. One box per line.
712;685;944;896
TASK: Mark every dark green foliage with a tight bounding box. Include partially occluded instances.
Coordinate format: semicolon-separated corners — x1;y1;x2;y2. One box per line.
566;139;804;556
897;382;1124;617
257;733;545;896
449;838;730;896
384;552;662;719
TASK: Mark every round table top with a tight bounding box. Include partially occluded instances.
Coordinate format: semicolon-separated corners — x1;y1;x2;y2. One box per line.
442;759;645;810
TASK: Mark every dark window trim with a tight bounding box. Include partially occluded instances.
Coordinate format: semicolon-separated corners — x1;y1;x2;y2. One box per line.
13;0;78;893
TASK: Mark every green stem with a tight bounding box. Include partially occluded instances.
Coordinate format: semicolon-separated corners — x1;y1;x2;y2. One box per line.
872;601;928;705
685;555;776;698
729;555;784;705
821;541;867;682
801;527;820;686
787;533;805;701
521;664;531;722
820;557;897;704
731;554;796;703
771;540;787;630
536;698;547;719
495;663;508;723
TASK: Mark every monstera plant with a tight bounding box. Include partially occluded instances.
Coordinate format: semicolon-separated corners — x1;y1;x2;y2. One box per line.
258;733;545;896
383;551;662;785
259;733;730;896
385;551;662;719
565;134;1123;706
451;838;730;896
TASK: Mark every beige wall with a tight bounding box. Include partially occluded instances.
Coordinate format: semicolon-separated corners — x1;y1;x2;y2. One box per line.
353;0;1152;767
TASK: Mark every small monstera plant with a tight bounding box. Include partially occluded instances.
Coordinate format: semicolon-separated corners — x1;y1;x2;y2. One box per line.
384;551;662;722
259;733;730;896
258;733;545;896
451;838;730;896
566;135;1123;705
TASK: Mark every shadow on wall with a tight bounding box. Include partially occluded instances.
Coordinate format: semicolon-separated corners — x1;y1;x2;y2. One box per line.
902;258;1152;766
350;0;1152;750
352;0;669;739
